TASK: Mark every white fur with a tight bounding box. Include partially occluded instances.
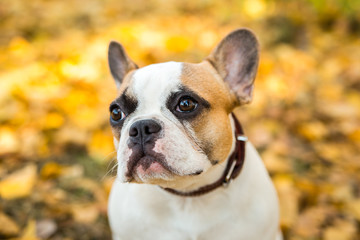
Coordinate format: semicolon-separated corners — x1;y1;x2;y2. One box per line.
109;62;282;239
109;140;282;240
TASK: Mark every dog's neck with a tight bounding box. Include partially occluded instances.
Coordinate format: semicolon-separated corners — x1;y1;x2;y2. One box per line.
160;114;239;194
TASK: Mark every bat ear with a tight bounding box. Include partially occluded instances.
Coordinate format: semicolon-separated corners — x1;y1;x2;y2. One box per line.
207;29;259;104
108;41;138;88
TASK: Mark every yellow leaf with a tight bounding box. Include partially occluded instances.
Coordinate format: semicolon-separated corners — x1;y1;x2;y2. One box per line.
71;204;99;224
273;175;300;228
40;162;63;180
9;37;33;59
293;206;333;237
348;129;360;142
323;219;357;240
165;35;190;53
314;143;341;162
20;220;39;240
297;121;328;141
69;107;103;130
316;84;343;101
262;150;290;173
43;112;64;129
0;127;19;155
198;30;218;49
0;164;37;199
88;130;115;161
60;60;99;80
61;164;84;179
139;30;165;48
243;0;267;18
346;199;360;221
0;212;20;236
331;185;354;203
264;74;288;99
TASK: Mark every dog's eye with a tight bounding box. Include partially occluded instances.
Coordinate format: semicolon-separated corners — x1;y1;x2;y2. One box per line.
110;107;126;121
176;97;198;112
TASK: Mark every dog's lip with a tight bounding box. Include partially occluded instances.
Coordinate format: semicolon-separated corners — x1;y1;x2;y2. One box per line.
126;154;175;180
136;155;174;173
136;157;170;174
125;149;204;182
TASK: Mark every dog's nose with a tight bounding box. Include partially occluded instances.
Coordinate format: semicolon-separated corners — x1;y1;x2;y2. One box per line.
129;119;162;143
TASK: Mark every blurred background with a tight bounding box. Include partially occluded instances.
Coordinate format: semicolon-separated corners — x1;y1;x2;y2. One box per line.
0;0;359;239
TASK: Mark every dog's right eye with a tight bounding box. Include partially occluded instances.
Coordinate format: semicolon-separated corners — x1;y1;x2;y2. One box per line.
176;97;198;113
110;107;126;121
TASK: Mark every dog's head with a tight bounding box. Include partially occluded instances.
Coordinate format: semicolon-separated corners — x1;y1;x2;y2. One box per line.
108;29;259;188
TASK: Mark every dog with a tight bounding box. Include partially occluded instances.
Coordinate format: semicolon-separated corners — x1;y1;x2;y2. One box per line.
107;28;282;240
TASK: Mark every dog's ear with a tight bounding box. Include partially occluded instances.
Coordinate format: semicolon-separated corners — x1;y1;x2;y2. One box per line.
108;41;138;88
207;29;259;104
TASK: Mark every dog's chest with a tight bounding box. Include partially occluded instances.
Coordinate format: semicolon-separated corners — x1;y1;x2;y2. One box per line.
108;182;244;240
108;143;281;240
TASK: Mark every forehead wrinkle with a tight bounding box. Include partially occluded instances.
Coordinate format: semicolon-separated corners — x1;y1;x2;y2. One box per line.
131;62;183;112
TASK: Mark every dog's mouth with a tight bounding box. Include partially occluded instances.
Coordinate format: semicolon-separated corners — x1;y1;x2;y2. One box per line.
135;156;172;178
125;145;177;182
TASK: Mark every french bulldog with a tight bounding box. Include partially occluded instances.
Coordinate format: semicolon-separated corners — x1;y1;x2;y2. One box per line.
107;28;282;240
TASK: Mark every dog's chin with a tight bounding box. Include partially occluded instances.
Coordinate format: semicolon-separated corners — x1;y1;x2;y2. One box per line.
126;156;176;184
134;161;173;183
121;153;207;187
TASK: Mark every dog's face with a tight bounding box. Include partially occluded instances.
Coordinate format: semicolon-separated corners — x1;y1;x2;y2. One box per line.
108;29;259;188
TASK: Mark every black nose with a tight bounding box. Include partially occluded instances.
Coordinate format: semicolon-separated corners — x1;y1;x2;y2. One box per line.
129;119;162;144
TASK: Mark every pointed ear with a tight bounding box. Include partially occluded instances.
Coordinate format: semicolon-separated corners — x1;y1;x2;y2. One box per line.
108;41;138;88
206;29;259;104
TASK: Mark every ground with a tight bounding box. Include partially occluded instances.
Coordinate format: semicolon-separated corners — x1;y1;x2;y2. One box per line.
0;0;359;239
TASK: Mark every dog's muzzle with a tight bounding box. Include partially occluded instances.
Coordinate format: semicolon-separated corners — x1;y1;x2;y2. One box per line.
125;119;172;180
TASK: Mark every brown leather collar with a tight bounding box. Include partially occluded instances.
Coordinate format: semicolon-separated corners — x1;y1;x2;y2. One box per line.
163;113;247;197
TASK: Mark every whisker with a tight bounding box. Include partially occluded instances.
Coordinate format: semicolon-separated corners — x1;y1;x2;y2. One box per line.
101;158;118;181
101;150;117;162
100;151;118;181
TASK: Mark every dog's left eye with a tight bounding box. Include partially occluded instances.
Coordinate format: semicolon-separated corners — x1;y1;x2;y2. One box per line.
110;107;126;121
176;97;198;112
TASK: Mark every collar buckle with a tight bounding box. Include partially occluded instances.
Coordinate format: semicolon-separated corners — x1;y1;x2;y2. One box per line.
223;160;237;188
223;134;247;188
237;135;248;142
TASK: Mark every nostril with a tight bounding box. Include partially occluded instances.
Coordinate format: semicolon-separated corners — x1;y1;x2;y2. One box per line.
129;127;138;137
144;126;150;135
144;122;161;135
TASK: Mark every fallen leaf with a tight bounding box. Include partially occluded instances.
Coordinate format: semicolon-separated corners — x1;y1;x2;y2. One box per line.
348;128;360;143
243;0;266;18
0;212;20;237
43;112;65;129
61;164;84;179
262;150;290;173
273;175;300;228
323;219;357;240
297;121;328;141
346;199;360;221
88;130;116;161
40;162;63;180
20;220;40;240
292;206;335;238
0;164;37;199
0;127;19;155
71;203;99;224
165;35;191;52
